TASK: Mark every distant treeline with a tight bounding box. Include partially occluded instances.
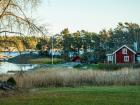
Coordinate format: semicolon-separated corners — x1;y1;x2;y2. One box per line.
39;22;140;61
1;22;140;61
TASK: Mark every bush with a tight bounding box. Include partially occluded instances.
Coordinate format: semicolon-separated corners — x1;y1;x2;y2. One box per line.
7;77;16;86
97;63;122;70
81;52;98;63
74;63;136;70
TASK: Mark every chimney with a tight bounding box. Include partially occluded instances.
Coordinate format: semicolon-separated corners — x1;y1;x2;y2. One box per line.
134;42;138;51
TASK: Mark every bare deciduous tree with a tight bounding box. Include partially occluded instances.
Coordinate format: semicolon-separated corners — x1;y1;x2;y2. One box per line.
0;0;47;52
0;0;45;36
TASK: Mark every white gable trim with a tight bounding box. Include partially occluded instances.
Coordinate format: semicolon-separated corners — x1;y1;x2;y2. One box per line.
112;45;136;54
106;54;113;56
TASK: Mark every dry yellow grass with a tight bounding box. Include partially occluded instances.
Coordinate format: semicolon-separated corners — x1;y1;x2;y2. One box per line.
0;68;140;88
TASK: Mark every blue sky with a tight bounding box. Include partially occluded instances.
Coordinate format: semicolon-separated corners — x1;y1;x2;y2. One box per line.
35;0;140;34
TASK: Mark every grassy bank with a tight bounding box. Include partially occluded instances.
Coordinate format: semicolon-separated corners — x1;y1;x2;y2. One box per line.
28;57;63;64
74;63;140;70
8;53;63;64
0;86;140;105
0;68;140;88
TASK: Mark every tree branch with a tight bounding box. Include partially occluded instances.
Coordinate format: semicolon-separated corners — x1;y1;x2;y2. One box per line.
0;0;11;19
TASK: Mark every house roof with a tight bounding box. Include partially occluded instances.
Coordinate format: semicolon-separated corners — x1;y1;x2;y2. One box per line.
106;54;113;56
112;45;136;54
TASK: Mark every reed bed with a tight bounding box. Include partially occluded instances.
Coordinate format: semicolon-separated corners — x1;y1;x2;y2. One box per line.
0;68;140;88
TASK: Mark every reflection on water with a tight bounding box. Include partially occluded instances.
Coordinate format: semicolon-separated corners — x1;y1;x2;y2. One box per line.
0;62;38;74
0;52;20;57
0;51;38;57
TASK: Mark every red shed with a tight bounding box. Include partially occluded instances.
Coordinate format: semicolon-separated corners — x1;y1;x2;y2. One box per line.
72;56;81;62
107;45;136;64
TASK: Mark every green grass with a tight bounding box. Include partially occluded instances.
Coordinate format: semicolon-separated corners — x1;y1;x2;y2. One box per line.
8;53;63;64
74;63;140;70
0;86;140;105
29;57;63;64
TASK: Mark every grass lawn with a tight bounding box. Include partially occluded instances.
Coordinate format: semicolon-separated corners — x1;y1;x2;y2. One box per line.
0;86;140;105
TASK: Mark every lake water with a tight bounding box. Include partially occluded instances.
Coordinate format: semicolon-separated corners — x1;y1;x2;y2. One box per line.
0;52;76;74
0;51;39;74
0;62;38;74
0;51;38;57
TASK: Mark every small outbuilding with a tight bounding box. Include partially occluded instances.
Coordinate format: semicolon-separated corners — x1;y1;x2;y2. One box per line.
72;56;81;62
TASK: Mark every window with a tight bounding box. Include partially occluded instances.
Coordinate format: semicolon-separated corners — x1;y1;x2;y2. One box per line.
124;56;129;62
122;48;127;54
108;56;113;61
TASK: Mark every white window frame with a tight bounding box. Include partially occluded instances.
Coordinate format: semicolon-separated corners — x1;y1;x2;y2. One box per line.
124;56;129;62
107;55;112;61
122;48;127;54
109;56;113;61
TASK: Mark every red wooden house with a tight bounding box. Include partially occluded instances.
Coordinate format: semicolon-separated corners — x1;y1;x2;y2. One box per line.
107;45;136;64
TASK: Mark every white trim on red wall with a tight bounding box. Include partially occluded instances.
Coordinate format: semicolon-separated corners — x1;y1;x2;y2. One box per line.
113;45;136;54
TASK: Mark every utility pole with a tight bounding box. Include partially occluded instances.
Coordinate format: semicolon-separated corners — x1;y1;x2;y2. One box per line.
51;35;54;64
